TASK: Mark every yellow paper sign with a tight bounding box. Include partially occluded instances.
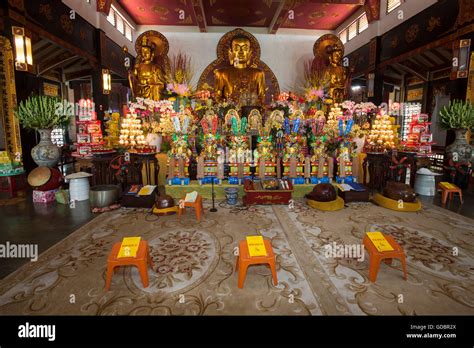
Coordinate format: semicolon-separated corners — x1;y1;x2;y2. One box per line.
117;237;141;258
440;182;455;190
246;236;267;257
366;232;394;252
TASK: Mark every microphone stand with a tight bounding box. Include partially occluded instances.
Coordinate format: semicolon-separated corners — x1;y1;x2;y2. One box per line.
210;178;217;212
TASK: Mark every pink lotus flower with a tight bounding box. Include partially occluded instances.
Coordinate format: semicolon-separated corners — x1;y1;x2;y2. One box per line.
305;88;324;101
167;83;191;97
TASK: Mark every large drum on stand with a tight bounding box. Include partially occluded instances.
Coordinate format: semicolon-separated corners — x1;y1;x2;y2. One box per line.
27;166;63;191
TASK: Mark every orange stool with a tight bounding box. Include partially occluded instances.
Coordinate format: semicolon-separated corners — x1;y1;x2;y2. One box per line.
363;234;407;282
438;182;463;206
178;194;204;223
235;239;278;289
105;240;153;291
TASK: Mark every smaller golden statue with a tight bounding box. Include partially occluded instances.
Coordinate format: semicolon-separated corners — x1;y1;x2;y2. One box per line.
323;46;348;104
214;36;266;106
129;36;167;100
248;109;262;132
312;34;349;105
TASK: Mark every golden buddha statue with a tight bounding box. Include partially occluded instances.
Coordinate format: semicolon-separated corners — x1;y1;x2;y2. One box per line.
248;108;262;132
214;36;266;106
322;45;348;104
129;36;166;100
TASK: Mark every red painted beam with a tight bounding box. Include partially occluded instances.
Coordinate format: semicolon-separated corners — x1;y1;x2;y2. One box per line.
364;0;380;23
269;0;296;35
191;0;207;33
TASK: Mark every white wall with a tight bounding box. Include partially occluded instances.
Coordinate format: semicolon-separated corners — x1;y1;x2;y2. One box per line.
337;0;438;55
136;26;329;92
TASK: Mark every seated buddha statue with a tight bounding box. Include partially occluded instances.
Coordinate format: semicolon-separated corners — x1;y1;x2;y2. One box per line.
322;46;348;104
129;36;166;101
214;36;266;106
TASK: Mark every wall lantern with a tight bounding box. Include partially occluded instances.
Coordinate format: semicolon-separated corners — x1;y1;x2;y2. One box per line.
12;26;33;71
102;68;111;94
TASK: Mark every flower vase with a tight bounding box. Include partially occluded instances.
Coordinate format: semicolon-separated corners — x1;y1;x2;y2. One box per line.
224;187;239;205
31;129;60;167
446;129;472;163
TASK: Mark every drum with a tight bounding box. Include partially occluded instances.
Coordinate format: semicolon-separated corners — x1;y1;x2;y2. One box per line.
27;167;63;191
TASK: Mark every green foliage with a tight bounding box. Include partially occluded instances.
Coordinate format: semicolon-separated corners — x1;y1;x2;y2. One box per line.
14;95;70;130
161;139;171;153
439;100;474;131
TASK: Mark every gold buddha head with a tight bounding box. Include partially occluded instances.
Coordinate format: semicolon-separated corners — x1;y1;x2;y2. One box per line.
139;36;155;62
228;36;251;68
327;45;343;66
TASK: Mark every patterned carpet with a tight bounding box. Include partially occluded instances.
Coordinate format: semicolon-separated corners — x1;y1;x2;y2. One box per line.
0;200;473;315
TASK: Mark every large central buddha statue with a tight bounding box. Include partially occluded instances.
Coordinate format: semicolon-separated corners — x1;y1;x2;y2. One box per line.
214;36;266;106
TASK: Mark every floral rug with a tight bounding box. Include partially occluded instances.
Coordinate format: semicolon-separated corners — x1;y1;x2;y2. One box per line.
0;200;473;315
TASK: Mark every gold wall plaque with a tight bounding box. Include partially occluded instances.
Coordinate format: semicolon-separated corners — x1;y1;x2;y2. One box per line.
0;36;22;159
406;87;424;101
43;82;60;97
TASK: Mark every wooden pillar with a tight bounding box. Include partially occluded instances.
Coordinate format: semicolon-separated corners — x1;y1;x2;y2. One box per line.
92;29;109;131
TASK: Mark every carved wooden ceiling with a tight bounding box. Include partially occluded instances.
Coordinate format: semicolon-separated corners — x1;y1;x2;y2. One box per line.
117;0;365;33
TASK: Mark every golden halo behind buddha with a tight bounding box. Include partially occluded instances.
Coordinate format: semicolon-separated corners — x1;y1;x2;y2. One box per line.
313;34;344;62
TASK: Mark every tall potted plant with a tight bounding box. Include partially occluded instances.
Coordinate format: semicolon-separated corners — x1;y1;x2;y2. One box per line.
439;100;474;163
14;95;70;167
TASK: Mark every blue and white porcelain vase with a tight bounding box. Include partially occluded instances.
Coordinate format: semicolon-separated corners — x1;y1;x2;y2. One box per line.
31;129;60;167
224;187;239;205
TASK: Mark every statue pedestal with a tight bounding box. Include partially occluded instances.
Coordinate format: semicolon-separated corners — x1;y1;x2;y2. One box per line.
255;161;277;179
310;159;330;184
197;161;222;185
228;162;251;185
167;159;190;185
283;161;305;185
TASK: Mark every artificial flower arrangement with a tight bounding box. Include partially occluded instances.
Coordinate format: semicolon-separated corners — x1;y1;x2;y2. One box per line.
269;92;303;118
128;98;176;136
215;100;239;120
165;53;194;101
322;104;361;155
340;100;377;135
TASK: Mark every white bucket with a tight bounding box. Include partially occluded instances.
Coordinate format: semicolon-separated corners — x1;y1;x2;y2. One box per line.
414;168;441;196
69;177;90;201
65;172;93;202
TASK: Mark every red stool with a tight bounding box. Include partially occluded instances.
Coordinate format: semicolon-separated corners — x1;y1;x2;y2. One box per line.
105;240;153;291
0;173;26;198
